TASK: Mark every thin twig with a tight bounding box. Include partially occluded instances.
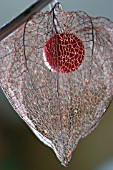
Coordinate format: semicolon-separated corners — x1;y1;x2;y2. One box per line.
0;0;54;41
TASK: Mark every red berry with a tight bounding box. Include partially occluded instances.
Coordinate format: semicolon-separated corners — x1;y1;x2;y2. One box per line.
43;33;84;73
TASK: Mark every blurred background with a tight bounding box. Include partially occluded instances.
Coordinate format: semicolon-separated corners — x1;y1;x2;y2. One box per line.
0;0;113;170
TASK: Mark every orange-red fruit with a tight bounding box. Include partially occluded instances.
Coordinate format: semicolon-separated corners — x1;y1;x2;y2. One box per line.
43;33;84;73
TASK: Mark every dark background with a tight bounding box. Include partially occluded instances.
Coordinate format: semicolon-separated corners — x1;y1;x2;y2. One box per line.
0;0;113;170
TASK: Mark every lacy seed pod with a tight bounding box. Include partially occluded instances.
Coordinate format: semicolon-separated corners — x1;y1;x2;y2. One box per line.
0;3;113;166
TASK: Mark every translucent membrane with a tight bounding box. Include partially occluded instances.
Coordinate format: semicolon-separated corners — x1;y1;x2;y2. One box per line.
0;3;113;166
